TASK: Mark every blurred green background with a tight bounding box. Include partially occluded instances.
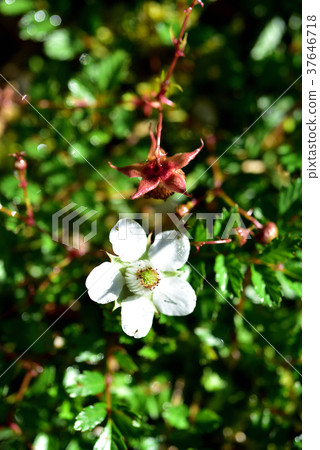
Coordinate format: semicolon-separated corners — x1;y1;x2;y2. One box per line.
0;0;301;449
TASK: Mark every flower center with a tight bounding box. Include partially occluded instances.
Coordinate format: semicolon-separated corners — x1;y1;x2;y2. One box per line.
125;260;160;295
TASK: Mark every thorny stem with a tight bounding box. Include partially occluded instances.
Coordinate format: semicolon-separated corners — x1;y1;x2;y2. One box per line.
10;152;35;226
157;0;204;100
156;108;163;161
214;188;264;229
17;170;34;226
153;0;203;160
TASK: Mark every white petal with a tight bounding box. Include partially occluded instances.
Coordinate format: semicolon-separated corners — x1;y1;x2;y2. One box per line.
85;262;124;304
148;230;190;271
110;218;147;262
153;277;196;316
121;296;155;338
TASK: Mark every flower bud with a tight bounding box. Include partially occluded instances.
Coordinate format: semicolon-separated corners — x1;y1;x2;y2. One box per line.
234;227;249;246
14;158;27;171
255;222;278;245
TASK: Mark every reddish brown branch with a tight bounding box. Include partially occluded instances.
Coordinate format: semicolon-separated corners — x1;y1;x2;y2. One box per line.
157;0;204;100
214;188;263;229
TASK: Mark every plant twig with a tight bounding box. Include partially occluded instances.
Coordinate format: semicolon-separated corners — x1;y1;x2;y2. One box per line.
10;152;34;226
191;238;232;252
157;0;204;101
214;188;263;229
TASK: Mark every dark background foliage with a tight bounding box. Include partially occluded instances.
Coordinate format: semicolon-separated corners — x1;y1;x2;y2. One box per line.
0;0;301;448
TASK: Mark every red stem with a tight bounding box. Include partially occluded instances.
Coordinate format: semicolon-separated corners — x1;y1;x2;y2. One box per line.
156;108;163;161
191;238;232;251
18;170;34;226
214;188;263;229
157;0;203;100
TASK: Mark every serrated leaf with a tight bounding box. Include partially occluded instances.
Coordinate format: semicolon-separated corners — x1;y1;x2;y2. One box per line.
66;371;105;398
225;255;243;297
74;403;107;431
259;237;300;264
214;254;228;294
94;420;112;450
279;178;302;214
277;272;302;298
251;265;282;307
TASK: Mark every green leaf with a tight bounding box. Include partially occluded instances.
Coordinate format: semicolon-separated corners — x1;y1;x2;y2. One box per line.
112;410;141;438
214;254;228;294
251;265;282;307
189;260;206;294
33;433;59;450
195;409;221;432
66;371;105;398
225;255;243;297
74;403;107;431
259;237;300;264
68;78;96;105
44;29;83;60
75;350;104;365
94;420;112;450
279;178;302;215
137;346;158;361
0;0;34;15
163;404;189;430
277;272;302;298
113;351;138;373
194;221;207;242
84;51;129;91
28;366;56;395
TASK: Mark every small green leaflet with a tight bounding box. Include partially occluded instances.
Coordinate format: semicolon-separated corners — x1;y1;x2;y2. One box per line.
277;272;302;298
259;237;300;264
225;254;243;298
74;403;107;432
214;254;228;294
251;265;282;307
113;351;138;373
94;419;127;450
163;404;189;430
214;254;243;298
94;420;112;450
278;178;301;214
66;371;105;397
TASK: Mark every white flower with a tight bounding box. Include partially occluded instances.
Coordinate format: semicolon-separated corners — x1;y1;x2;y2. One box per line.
85;218;196;338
